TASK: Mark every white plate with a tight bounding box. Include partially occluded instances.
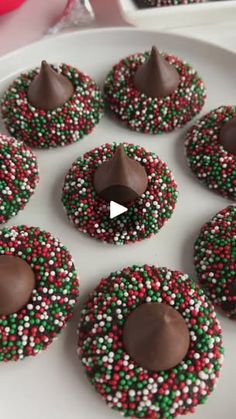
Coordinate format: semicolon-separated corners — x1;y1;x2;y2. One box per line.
0;28;235;419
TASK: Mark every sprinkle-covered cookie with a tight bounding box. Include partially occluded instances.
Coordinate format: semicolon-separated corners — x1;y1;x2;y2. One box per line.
78;265;224;419
104;48;206;134
0;133;39;224
1;62;104;149
134;0;204;8
0;225;79;362
62;142;178;245
185;106;236;201
194;206;236;319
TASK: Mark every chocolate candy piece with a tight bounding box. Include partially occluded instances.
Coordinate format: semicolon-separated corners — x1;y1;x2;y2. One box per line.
219;118;236;156
0;256;35;315
123;302;190;371
93;144;148;204
134;46;180;98
28;60;74;110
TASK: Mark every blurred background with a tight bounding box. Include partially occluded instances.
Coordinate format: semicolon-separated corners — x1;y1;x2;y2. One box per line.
0;0;235;55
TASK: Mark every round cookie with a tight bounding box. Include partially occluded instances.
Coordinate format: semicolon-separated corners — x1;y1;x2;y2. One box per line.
104;49;206;134
185;106;236;201
0;133;39;224
1;63;104;148
194;206;236;319
0;225;79;362
78;265;224;419
62;142;178;245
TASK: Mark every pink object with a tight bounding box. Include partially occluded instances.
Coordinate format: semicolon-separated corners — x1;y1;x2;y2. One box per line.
55;0;75;23
0;0;67;55
0;0;26;15
0;0;129;56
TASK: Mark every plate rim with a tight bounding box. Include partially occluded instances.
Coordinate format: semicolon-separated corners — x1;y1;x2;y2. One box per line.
1;26;236;67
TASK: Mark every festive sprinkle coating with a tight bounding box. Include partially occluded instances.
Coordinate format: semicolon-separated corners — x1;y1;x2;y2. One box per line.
104;51;206;134
194;206;236;319
0;133;39;224
62;142;178;245
135;0;204;8
185;106;236;201
0;225;79;362
78;265;224;419
1;63;104;149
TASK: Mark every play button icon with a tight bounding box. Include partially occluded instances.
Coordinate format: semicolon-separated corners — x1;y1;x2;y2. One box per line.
110;201;128;219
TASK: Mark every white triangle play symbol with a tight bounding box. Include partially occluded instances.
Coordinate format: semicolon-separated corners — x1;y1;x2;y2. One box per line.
110;201;128;219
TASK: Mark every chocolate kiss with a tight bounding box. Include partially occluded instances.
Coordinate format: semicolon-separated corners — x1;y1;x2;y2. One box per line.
0;256;35;316
134;46;180;98
93;145;148;204
219;118;236;156
28;60;74;110
123;303;190;371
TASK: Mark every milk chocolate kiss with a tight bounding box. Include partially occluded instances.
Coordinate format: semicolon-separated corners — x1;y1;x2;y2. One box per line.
219;118;236;156
134;46;180;98
28;61;74;110
123;303;190;371
93;145;148;204
0;256;35;316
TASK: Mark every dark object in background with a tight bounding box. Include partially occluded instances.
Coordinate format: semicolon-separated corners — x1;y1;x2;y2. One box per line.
134;0;205;8
135;0;157;7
